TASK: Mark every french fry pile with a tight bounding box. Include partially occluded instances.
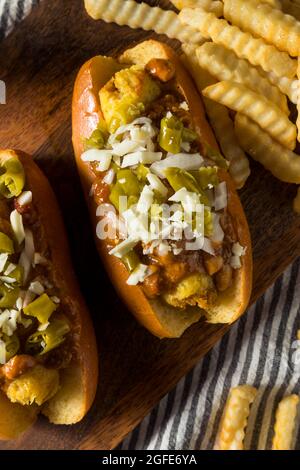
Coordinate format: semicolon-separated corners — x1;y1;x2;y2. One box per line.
215;385;299;450
178;0;300;207
84;0;300;211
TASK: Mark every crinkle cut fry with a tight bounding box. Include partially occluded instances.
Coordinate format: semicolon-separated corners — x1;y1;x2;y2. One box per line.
195;42;289;114
84;0;205;44
215;385;257;450
223;0;300;57
203;80;297;150
182;44;250;188
203;100;250;189
170;0;223;16
256;67;299;104
178;7;297;78
272;395;299;450
235;114;300;184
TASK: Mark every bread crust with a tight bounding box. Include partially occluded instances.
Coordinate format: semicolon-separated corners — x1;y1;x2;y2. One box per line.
72;40;252;337
0;150;98;439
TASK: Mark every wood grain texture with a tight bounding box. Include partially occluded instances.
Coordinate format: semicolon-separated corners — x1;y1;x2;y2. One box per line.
0;0;299;450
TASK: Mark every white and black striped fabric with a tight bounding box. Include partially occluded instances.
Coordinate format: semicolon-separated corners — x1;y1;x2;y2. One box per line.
121;260;300;450
0;0;39;42
2;0;300;451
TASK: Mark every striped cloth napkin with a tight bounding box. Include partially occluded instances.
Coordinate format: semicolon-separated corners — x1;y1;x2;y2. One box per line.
1;0;300;451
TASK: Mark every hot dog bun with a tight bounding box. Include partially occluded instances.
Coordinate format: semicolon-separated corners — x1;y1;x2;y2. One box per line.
72;40;252;338
0;150;98;439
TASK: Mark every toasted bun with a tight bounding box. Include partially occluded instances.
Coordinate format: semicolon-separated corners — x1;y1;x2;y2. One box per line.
0;150;98;439
72;40;252;338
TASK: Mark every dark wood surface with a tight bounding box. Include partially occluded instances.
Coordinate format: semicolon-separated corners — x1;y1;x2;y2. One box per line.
0;0;299;450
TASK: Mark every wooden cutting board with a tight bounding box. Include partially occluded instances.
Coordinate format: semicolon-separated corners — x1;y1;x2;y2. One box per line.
0;0;299;451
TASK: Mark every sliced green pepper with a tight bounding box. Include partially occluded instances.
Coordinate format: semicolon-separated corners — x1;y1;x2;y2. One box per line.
117;170;141;193
204;208;213;237
8;265;23;285
23;293;57;324
165;168;210;206
165;168;198;193
0;232;14;254
3;334;20;361
150;203;163;219
84;120;108;150
109;183;125;212
159;115;183;154
193;167;219;190
111;161;120;173
109;102;145;134
25;319;70;356
136;164;149;182
182;127;197;143
122;250;140;272
0;154;25;199
110;170;141;212
205;144;229;169
0;285;19;308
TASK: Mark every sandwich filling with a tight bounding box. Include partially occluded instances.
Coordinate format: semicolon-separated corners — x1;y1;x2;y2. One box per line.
82;61;246;313
0;152;72;407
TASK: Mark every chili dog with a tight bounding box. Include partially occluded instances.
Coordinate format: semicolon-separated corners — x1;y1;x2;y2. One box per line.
72;40;252;338
0;150;98;440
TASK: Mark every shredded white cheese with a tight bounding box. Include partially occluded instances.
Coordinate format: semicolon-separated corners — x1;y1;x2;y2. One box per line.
232;242;247;257
140;152;163;165
146;173;168;197
122;208;150;243
103;169;115;185
127;264;150;286
10;209;25;245
19;229;35;282
109;236;139;259
202;238;215;255
0;310;19;337
211;214;224;243
0;339;6;365
121;151;162;168
137;186;154;214
181;141;191;152
150;153;203;178
169;188;201;214
81;148;112;163
17;191;32;207
157;242;170;257
23;289;36;308
16;296;23;311
121;152;141;168
33;252;47;266
0;276;16;284
108;117;154;146
4;263;16;276
0;254;8;273
179;101;189;111
112;139;144;157
230;242;246;269
29;281;45;296
214;182;228;211
230;255;242;269
38;322;50;332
